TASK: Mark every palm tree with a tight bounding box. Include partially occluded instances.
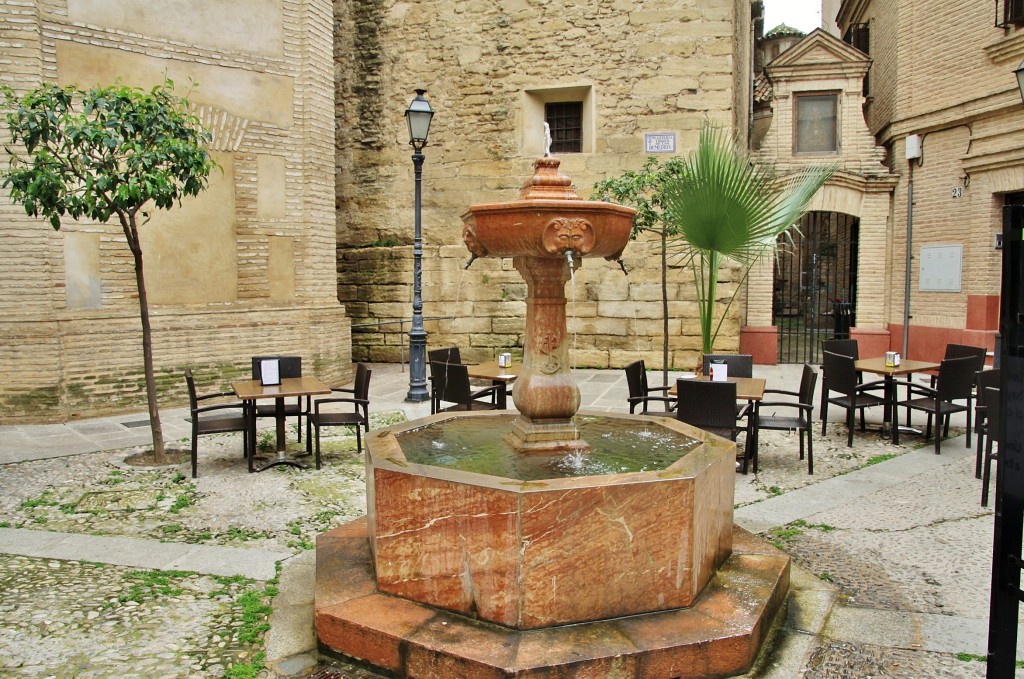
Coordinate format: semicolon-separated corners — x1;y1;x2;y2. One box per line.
662;123;836;357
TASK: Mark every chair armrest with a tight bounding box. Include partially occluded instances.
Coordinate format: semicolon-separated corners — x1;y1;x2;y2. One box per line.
331;386;357;395
194;402;246;416
762;388;799;398
737;403;751;419
196;391;236;402
314;397;369;414
469;385;501;400
646;385;672;395
903;382;937;399
854;380;887;394
758;401;813;415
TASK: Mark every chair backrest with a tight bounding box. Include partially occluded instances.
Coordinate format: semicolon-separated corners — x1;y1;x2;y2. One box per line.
353;363;372;400
798;364;819;406
944;343;987;364
977;369;1001;407
184;368;199;413
822;339;859;361
624;360;648;398
252;355;302;380
986;386;1002;444
935;355;978;402
821;351;857;396
675;379;738;433
430;361;471;404
701;354;753;378
428;347;461;365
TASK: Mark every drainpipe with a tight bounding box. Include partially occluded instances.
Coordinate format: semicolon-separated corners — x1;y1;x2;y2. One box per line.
903;134;922;357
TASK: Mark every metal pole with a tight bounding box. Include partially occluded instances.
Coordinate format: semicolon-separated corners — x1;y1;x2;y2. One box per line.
406;146;429;402
902;161;914;358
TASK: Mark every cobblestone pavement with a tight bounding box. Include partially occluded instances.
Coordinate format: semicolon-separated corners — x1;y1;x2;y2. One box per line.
0;362;1018;678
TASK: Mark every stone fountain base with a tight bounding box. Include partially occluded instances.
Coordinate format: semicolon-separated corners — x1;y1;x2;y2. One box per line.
315;518;790;678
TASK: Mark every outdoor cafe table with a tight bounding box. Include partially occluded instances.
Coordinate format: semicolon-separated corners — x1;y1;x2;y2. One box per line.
466;361;519;409
231;376;331;471
671;375;767;474
853;357;941;445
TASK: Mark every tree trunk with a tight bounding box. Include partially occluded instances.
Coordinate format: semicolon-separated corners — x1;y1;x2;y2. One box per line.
123;212;166;463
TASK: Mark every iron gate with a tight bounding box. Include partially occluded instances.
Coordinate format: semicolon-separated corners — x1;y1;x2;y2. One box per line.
773;211;859;364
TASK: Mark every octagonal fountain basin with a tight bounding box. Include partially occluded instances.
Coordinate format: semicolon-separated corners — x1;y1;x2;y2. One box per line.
365;410;735;630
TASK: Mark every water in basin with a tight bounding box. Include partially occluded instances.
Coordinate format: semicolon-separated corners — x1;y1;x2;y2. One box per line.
397;414;700;481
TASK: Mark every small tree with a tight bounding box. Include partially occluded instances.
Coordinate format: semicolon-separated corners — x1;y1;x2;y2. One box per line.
1;79;217;463
663;123;836;359
592;156;686;385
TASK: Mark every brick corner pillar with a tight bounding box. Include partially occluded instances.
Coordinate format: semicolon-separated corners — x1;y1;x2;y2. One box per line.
740;326;778;365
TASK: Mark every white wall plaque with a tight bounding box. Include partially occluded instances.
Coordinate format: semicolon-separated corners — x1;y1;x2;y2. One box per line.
919;244;963;292
645;133;676;153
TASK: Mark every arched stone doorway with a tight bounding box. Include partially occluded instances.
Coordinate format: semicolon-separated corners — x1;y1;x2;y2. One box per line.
774;210;859;363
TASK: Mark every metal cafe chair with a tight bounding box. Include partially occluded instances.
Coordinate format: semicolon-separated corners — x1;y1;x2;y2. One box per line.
757;364;818;474
306;363;372;469
429;361;501;414
900;355;977;455
820;351;886;447
974;368;1001;478
624;359;675;415
184;368;249;479
675;378;753;473
981;386;1002;508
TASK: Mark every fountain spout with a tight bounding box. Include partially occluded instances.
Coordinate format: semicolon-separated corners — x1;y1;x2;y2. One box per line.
463;253;479;270
617;259;629;276
564;249;574;268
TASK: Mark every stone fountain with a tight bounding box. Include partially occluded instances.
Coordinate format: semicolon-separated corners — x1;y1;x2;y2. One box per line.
315;156;790;678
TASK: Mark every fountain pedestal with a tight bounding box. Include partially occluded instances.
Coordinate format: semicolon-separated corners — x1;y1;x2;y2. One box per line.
505;255;584;450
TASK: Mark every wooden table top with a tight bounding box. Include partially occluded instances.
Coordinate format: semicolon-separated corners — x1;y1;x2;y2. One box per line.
231;376;331;400
670;375;766;401
466;361;520;382
854;357;941;377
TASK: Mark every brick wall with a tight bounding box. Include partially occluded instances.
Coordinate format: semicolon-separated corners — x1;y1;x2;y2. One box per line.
0;0;351;421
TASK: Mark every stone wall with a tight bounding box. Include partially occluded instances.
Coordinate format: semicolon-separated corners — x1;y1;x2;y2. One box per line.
0;0;350;421
335;0;752;371
339;241;743;371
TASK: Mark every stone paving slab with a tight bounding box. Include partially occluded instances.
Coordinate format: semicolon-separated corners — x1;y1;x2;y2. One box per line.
734;437;975;534
822;605;1015;656
0;527;287;581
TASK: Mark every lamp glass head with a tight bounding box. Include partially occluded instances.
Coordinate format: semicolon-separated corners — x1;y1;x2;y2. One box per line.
405;89;434;146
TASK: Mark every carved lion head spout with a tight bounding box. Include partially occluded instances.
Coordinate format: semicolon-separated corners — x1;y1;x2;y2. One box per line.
542;217;595;257
462;224;489;259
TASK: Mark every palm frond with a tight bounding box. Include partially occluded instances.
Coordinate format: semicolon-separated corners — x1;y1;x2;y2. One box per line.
661;122;836;353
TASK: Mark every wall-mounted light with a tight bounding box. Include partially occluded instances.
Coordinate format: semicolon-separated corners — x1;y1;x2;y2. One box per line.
1015;59;1024;105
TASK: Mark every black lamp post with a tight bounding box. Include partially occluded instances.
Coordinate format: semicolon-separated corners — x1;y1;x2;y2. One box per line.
404;89;434;402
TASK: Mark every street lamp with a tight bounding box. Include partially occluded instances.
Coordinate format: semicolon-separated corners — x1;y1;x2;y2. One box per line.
404;89;434;402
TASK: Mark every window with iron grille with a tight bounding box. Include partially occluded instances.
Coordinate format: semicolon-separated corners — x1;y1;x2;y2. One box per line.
545;102;583;154
794;92;839;154
844;23;870;54
843;23;870;96
1007;0;1024;26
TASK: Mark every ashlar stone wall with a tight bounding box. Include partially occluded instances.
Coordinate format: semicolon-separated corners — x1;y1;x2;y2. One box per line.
335;0;753;371
0;0;350;421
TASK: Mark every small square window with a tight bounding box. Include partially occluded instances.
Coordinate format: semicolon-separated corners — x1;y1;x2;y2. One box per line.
545;102;583;154
794;93;838;154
